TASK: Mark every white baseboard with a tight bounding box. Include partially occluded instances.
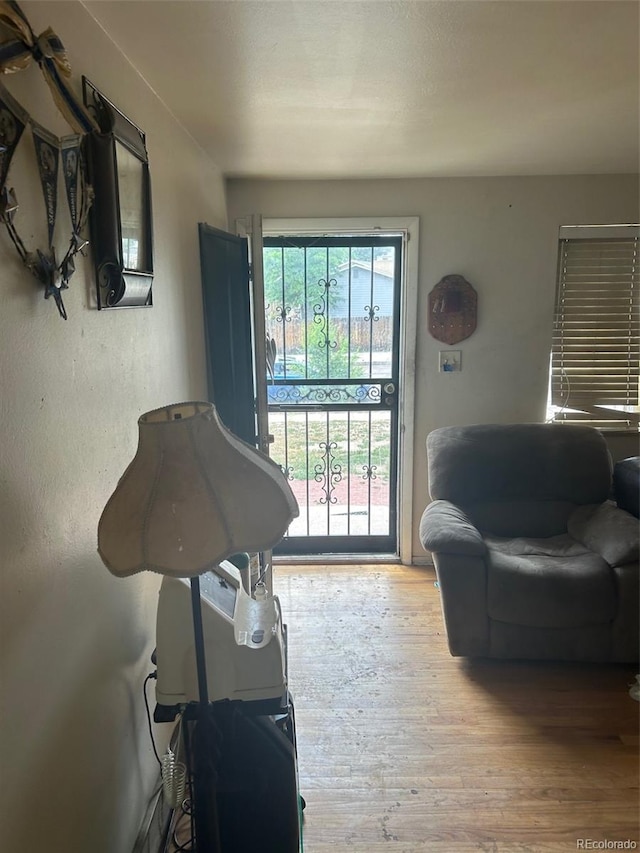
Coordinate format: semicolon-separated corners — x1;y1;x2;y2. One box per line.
411;555;434;567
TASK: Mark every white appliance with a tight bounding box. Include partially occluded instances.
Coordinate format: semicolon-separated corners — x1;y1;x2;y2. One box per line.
155;560;287;711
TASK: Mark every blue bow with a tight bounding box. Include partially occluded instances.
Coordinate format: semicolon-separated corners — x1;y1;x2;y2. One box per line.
0;1;98;134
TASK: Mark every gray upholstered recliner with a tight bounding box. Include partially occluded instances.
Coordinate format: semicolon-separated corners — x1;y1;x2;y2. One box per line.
419;424;639;662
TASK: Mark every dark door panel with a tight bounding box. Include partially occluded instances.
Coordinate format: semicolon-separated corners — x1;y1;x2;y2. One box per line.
199;223;256;447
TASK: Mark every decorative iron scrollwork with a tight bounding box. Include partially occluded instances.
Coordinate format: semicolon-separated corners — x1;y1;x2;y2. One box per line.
267;383;381;405
275;304;293;323
97;259;125;307
313;278;338;350
314;440;342;504
364;304;380;322
280;463;294;481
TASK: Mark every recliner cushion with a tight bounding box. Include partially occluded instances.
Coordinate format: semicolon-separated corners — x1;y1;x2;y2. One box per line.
568;502;639;568
465;500;576;538
486;535;616;629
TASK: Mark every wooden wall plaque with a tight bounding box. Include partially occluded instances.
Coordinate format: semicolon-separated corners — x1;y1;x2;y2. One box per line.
428;274;477;345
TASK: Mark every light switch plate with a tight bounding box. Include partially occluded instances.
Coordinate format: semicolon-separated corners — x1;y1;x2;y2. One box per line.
439;350;461;372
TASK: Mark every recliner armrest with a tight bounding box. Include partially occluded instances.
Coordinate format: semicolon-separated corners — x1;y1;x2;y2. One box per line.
568;502;639;568
419;499;487;556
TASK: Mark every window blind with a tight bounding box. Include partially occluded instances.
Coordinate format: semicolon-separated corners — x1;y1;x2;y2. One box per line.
551;226;639;431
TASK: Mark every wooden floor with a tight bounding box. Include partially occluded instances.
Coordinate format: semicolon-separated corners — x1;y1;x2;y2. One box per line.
274;562;639;853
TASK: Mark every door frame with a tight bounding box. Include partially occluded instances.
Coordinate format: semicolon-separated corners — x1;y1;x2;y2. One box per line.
261;216;419;566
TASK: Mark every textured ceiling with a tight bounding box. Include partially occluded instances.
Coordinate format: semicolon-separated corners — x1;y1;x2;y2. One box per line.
83;0;639;179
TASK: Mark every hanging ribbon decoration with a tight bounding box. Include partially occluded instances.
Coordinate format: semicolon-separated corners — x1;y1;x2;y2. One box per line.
0;1;97;134
0;0;98;318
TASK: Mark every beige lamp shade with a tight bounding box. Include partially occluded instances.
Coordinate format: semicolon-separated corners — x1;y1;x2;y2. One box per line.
98;402;299;578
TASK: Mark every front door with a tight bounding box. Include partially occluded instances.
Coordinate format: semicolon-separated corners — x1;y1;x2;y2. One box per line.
198;223;256;446
263;234;402;555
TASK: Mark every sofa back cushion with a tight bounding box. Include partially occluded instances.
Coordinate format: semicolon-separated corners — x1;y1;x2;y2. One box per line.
427;423;611;506
465;499;577;538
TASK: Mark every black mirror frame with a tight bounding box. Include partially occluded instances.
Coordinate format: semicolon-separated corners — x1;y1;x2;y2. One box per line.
82;77;153;309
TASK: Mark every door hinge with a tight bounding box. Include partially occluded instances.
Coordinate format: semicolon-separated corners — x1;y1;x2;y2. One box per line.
248;262;253;282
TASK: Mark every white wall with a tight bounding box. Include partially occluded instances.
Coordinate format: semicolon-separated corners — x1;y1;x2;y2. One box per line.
0;3;226;850
227;175;639;560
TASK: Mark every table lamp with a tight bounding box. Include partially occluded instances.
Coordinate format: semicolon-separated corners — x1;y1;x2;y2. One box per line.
97;401;299;852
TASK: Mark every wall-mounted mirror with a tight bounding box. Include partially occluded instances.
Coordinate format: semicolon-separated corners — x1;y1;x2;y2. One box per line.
82;78;153;309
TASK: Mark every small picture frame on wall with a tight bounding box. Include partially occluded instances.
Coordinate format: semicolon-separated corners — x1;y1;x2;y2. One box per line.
439;350;461;373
